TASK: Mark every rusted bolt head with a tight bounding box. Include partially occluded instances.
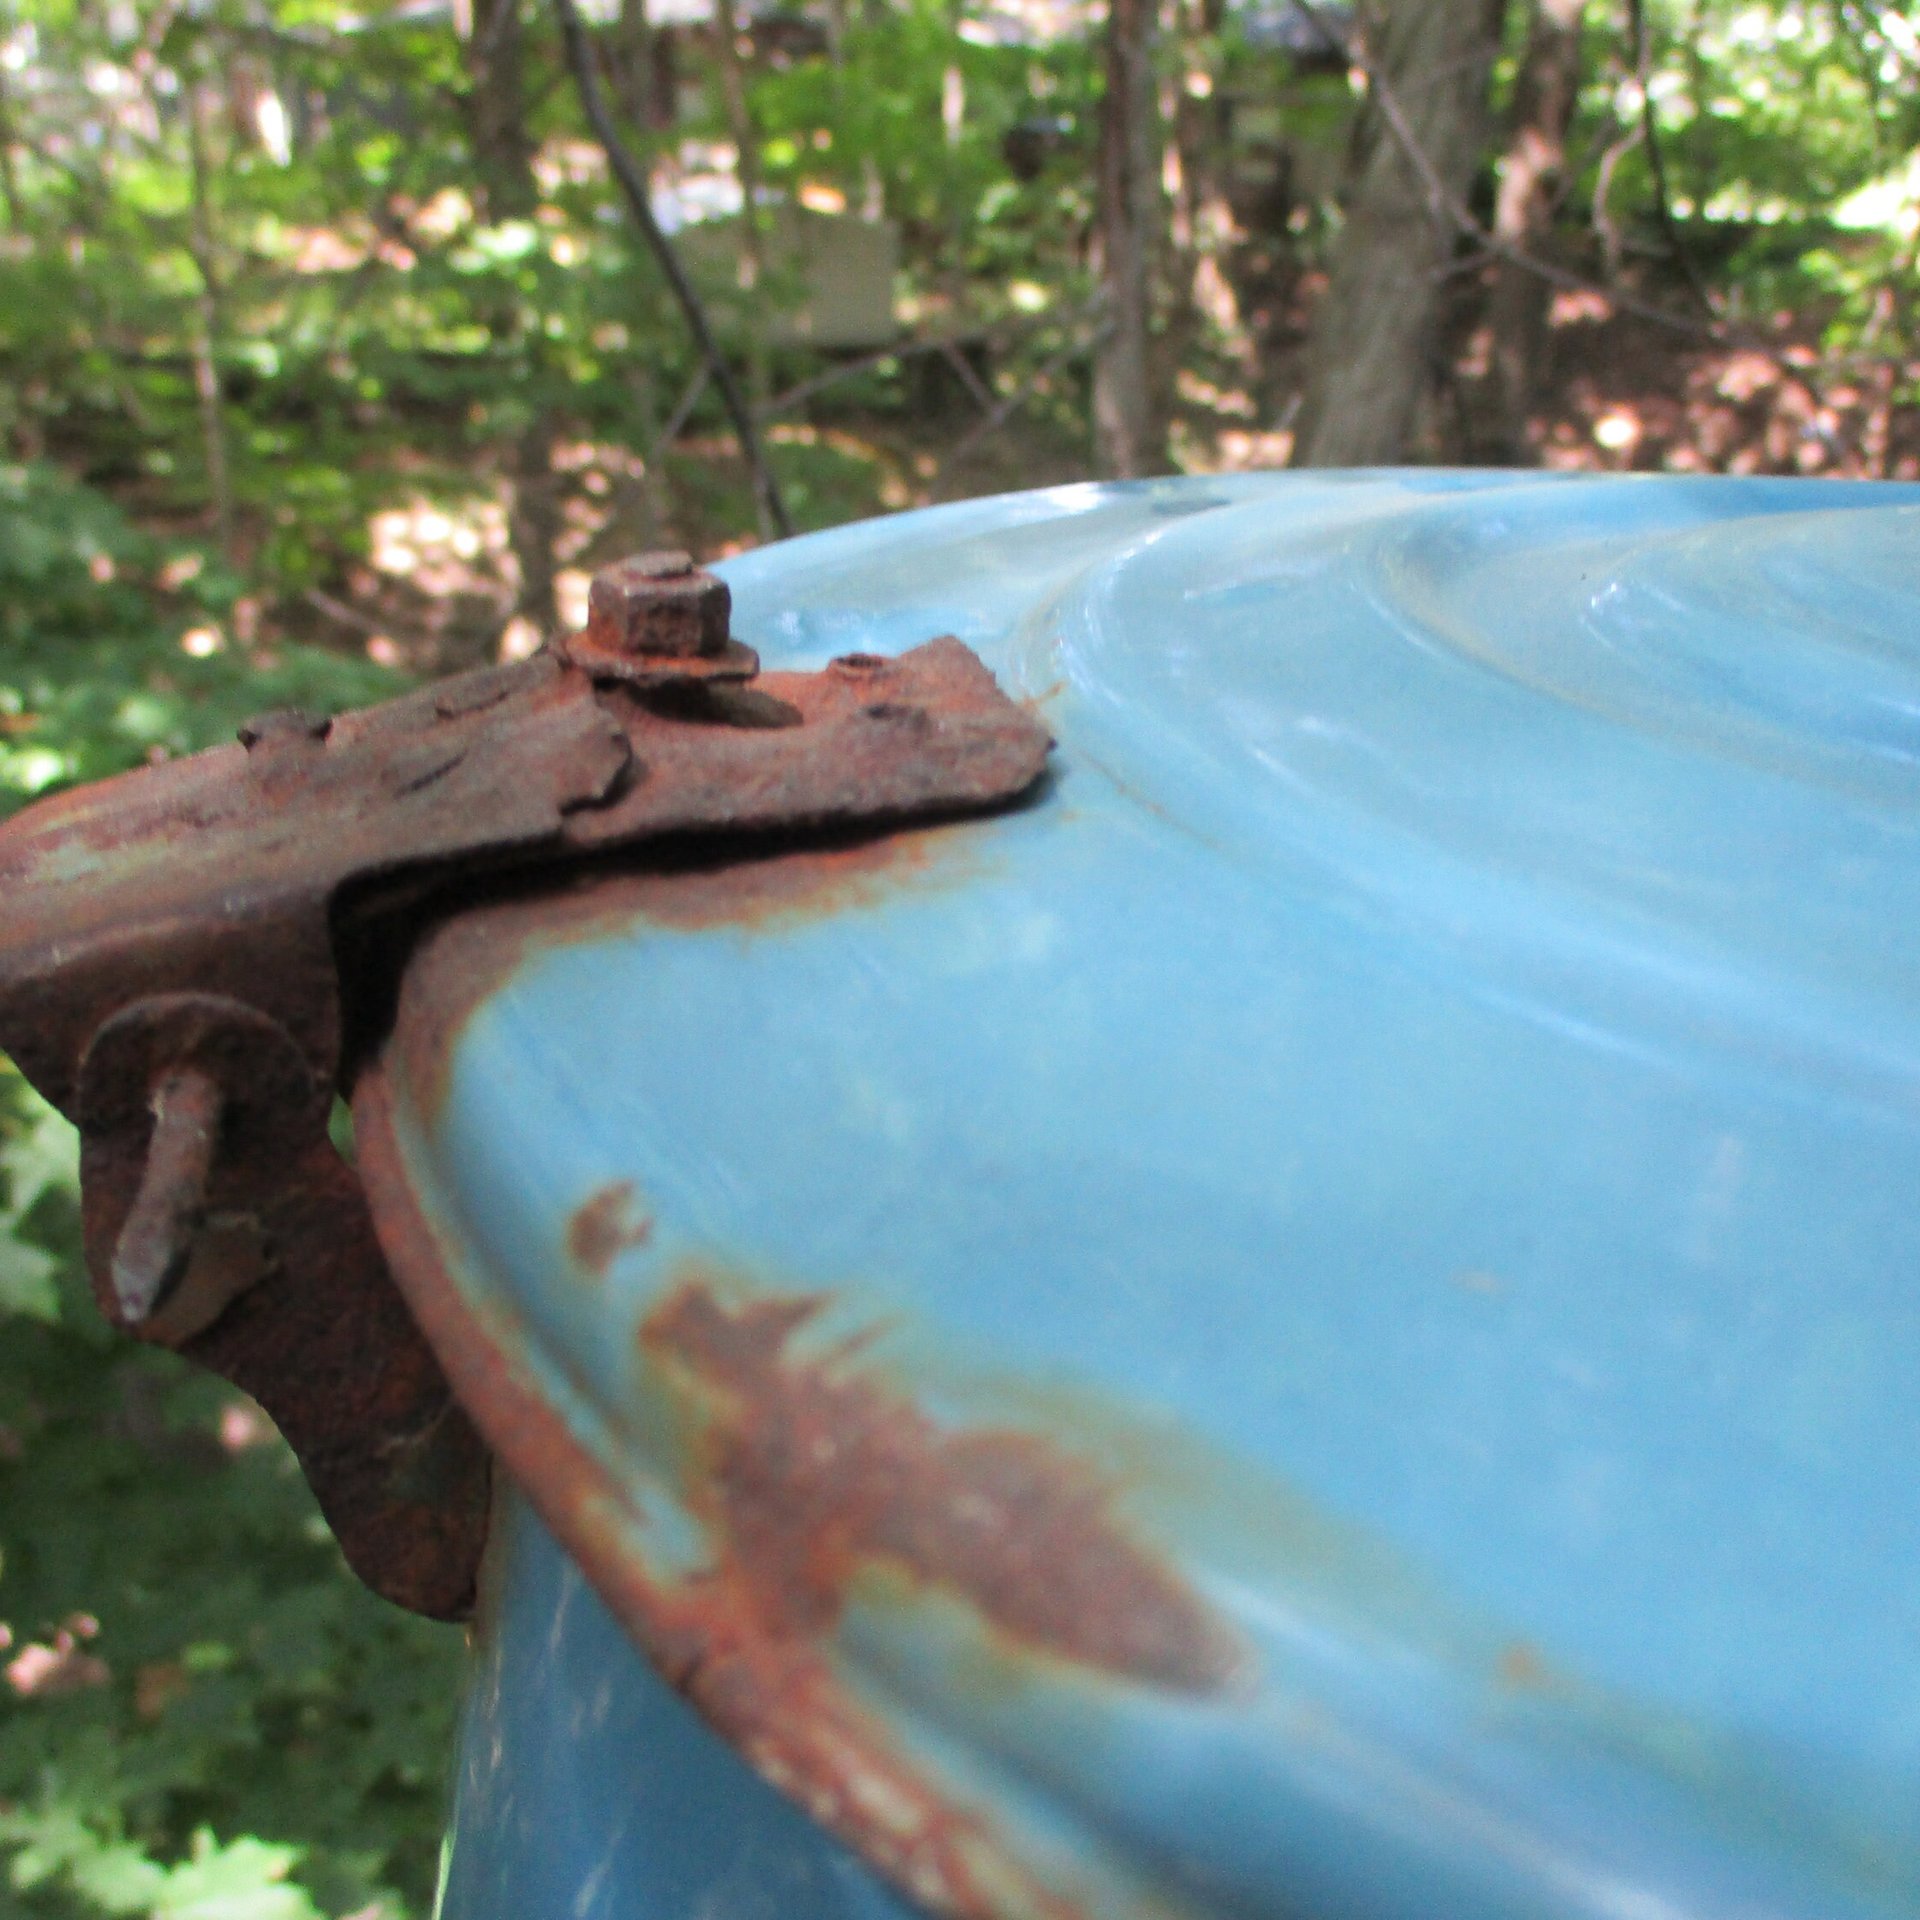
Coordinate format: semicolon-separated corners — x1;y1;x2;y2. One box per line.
585;552;731;660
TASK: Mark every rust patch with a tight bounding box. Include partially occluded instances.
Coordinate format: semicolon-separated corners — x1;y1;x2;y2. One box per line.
1497;1641;1549;1690
354;1070;1099;1920
642;1602;1087;1920
608;828;945;934
567;1180;653;1277
389;818;991;1123
642;1276;1243;1695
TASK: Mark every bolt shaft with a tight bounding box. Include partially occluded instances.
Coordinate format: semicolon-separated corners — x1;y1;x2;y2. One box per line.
112;1065;225;1325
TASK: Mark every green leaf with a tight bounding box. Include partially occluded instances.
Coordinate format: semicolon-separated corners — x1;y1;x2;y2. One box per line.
0;1234;61;1322
0;1070;78;1325
153;1833;326;1920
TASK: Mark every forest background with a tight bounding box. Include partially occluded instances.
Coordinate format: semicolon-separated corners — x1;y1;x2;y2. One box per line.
2;0;1917;1914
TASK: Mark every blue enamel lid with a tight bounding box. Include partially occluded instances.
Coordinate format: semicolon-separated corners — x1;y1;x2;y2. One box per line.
365;472;1920;1920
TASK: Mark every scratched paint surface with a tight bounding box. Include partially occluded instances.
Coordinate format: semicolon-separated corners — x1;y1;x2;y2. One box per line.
384;473;1920;1919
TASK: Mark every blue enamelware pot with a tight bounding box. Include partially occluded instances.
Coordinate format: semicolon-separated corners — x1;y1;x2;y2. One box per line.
350;471;1920;1920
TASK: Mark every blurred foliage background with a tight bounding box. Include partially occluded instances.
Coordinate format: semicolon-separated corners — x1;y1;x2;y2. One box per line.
2;0;1917;1913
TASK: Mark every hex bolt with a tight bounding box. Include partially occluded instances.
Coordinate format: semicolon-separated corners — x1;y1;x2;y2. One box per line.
111;1064;225;1325
584;552;732;661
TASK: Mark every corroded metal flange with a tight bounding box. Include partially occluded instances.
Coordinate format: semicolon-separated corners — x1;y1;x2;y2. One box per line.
0;558;1050;1619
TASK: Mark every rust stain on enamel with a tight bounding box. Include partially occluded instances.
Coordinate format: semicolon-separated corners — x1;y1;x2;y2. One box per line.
567;1180;654;1277
641;1274;1244;1695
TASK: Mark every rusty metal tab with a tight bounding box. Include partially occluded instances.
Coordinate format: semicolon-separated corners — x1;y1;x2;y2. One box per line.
569;638;1054;849
0;555;1051;1620
0;654;633;1113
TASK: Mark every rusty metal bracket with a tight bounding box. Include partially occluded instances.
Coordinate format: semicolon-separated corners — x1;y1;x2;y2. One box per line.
0;554;1051;1620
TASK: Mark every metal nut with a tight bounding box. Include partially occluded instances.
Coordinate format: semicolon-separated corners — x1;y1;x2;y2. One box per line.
584;552;732;660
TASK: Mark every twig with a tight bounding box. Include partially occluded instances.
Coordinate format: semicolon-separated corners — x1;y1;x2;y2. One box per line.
938;338;999;419
1590;110;1643;280
304;587;387;635
550;0;792;539
1625;0;1715;317
1287;0;1722;344
650;364;710;461
754;327;1009;422
756;339;914;420
709;309;1060;433
936;310;1108;480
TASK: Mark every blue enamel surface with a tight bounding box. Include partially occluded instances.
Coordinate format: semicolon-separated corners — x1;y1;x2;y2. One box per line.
439;1492;921;1920
415;472;1920;1920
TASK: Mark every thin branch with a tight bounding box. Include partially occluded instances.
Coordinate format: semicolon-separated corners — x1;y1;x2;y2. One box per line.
304;586;388;636
1287;0;1723;344
550;0;792;539
669;310;1078;442
1590;110;1644;279
1625;0;1715;316
938;338;999;419
754;326;1014;422
1354;9;1470;251
936;309;1108;480
1837;0;1920;87
757;339;911;419
648;363;709;460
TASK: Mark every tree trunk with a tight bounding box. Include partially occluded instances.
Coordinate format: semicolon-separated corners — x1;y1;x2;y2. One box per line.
611;0;671;132
712;0;773;436
1489;0;1584;455
1165;0;1239;380
711;0;779;537
462;0;558;639
185;80;235;564
465;0;537;222
1093;0;1159;477
0;61;25;230
1291;0;1506;468
507;412;563;638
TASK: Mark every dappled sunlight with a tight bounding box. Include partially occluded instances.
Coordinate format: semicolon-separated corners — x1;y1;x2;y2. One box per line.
1522;310;1920;480
343;495;521;670
1592;409;1642;455
1176;368;1258;418
497;616;543;662
1549;289;1616;327
276;219;417;275
1202;426;1297;471
531;139;608;194
367;500;506;586
5;1;1920;1909
555;568;592;632
4;1614;108;1700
